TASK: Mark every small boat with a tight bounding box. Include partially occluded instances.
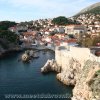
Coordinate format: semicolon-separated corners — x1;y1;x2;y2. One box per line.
33;55;39;58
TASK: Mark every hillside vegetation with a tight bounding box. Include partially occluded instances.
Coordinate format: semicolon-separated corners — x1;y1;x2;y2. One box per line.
75;2;100;17
0;21;18;50
0;21;18;43
52;16;80;25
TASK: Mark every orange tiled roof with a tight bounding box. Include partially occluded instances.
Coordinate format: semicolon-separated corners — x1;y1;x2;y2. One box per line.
23;32;36;36
63;39;77;43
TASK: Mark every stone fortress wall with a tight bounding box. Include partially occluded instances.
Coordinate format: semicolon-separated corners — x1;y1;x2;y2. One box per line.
55;46;100;68
41;45;100;100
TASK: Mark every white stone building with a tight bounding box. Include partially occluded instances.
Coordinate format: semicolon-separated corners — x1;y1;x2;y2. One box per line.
65;25;86;35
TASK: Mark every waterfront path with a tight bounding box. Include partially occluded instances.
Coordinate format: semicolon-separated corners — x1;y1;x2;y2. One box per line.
21;45;55;51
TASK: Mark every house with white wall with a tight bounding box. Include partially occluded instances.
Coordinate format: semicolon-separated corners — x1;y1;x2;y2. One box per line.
65;25;86;35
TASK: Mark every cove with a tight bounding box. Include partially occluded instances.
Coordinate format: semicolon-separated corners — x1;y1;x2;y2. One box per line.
0;51;73;100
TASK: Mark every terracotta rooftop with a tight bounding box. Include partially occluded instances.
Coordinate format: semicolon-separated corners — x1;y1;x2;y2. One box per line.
23;31;37;36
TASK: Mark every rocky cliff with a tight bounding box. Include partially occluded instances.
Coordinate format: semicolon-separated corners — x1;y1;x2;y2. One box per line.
72;60;100;100
0;38;21;57
41;46;100;100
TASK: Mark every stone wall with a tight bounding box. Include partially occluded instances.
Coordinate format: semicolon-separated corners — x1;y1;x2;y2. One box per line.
55;46;100;67
55;46;100;100
41;46;100;100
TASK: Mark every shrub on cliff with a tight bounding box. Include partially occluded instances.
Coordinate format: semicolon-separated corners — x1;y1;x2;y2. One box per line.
0;38;9;49
90;71;100;99
95;70;100;75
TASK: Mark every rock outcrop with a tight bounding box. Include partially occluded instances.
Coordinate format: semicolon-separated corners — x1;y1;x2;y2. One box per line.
41;46;100;100
41;59;61;73
21;53;30;62
56;58;81;86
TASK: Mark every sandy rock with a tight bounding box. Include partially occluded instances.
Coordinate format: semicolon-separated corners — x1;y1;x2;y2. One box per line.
63;78;70;85
41;59;60;73
22;54;29;62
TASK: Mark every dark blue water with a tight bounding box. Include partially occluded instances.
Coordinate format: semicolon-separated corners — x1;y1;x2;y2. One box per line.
0;51;73;100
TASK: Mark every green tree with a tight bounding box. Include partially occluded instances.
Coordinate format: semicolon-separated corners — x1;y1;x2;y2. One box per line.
52;16;80;25
85;38;93;47
0;21;18;44
0;30;18;43
78;33;100;47
52;16;69;25
92;36;100;46
0;21;17;30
